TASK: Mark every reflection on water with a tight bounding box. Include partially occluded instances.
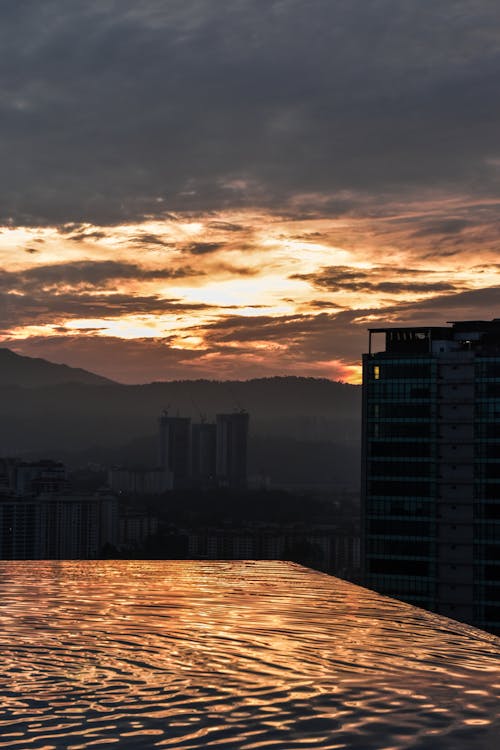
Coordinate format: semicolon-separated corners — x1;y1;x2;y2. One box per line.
0;561;499;749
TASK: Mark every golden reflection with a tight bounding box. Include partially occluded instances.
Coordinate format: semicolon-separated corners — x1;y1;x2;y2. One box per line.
0;562;498;749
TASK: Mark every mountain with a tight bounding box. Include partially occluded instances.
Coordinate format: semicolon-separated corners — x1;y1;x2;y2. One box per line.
0;360;362;487
0;375;361;444
0;348;113;387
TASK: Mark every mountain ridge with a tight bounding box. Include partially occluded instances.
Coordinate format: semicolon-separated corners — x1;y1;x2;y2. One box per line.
0;351;362;487
0;348;114;387
0;375;361;453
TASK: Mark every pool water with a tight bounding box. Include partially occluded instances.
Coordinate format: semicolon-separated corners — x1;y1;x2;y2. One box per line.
0;560;499;749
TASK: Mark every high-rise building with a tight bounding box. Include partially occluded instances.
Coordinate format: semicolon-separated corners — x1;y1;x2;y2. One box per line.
362;320;500;634
191;422;216;486
158;412;191;487
216;412;249;489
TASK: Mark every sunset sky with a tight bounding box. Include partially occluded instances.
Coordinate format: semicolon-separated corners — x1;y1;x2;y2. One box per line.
2;0;500;383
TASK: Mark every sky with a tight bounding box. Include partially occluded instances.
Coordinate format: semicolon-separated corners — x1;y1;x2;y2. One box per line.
2;0;500;383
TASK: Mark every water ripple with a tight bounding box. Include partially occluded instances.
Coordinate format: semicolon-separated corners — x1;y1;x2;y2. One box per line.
0;561;499;748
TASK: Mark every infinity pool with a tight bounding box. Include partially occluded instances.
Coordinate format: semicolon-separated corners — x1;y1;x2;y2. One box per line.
0;560;499;749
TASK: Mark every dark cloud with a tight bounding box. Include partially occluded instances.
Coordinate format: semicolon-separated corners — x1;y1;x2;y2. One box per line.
185;242;225;255
213;264;259;277
67;230;107;242
374;281;456;294
339;287;500;333
130;233;175;248
195;310;369;364
1;1;499;225
292;266;459;294
0;258;213;331
410;218;474;237
56;224;88;235
0;290;217;331
0;260;200;294
308;300;346;309
420;248;464;259
207;221;246;232
403;285;500;315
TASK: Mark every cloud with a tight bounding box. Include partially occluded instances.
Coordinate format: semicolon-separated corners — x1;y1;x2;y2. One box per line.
342;286;500;333
292;266;460;294
191;286;500;370
0;260;199;294
0;1;500;225
207;221;246;232
0;291;218;331
66;230;108;242
2;2;500;382
410;218;474;237
5;282;500;383
190;309;371;365
401;285;500;317
130;233;175;248
211;263;259;277
184;242;225;255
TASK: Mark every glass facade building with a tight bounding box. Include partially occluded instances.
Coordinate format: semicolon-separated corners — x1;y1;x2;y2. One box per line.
362;320;500;635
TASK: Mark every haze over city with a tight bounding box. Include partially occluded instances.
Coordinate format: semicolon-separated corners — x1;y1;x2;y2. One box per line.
2;1;500;383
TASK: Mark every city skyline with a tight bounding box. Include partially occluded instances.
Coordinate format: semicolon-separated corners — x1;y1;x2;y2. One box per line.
1;2;500;383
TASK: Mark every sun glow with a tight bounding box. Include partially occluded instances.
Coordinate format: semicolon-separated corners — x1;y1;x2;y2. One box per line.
169;274;304;309
62;315;212;340
2;202;498;383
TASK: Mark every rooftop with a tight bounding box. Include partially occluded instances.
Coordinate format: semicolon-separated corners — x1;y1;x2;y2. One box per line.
368;319;500;355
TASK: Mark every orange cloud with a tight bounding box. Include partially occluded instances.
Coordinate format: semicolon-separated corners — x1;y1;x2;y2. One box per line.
2;198;500;383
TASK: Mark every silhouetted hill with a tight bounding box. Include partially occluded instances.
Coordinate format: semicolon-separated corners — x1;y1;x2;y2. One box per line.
0;348;113;387
0;376;361;456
